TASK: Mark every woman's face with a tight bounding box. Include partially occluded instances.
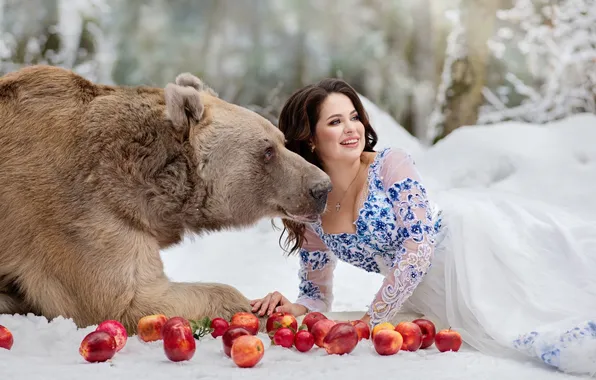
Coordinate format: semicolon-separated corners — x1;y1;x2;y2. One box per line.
312;93;365;166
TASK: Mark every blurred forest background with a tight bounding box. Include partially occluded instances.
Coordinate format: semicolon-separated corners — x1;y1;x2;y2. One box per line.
0;0;594;144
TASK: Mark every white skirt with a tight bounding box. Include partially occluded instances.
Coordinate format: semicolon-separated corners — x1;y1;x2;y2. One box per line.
403;187;596;377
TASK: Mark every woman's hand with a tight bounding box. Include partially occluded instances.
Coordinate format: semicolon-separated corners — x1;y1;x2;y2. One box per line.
250;291;308;317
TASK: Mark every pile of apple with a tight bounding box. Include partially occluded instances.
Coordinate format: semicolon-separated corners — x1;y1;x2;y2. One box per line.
76;310;461;367
264;312;462;356
265;311;370;355
370;318;462;355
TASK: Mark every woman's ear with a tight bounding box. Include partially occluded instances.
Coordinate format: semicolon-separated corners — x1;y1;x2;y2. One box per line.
309;138;317;152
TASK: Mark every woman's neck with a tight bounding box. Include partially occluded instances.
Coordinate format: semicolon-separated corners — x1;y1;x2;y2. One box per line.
322;155;365;194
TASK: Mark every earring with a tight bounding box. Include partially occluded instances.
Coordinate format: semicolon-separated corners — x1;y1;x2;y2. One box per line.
310;144;315;152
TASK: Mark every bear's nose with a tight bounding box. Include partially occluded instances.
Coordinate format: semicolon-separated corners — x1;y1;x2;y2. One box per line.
309;181;332;201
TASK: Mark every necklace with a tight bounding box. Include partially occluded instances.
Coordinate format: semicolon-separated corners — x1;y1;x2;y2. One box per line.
334;161;365;212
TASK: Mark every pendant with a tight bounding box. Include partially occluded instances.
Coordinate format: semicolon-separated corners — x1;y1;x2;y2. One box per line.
335;202;341;212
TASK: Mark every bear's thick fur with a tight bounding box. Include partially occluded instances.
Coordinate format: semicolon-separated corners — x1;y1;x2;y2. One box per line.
0;65;331;333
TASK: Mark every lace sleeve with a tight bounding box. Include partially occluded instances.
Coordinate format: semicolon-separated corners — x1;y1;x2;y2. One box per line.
366;149;437;326
295;225;338;312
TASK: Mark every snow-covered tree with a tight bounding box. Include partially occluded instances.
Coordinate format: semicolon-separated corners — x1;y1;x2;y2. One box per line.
479;0;596;124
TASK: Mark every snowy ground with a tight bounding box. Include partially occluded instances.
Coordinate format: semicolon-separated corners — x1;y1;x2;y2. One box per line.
1;102;595;379
0;313;579;380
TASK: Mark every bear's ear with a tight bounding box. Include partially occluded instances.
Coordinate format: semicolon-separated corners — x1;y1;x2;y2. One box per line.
175;73;219;97
164;83;204;132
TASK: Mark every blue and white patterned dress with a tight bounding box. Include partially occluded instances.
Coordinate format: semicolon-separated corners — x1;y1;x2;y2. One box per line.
295;147;596;377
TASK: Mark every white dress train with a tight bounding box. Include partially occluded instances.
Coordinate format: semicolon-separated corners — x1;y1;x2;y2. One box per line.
405;188;596;376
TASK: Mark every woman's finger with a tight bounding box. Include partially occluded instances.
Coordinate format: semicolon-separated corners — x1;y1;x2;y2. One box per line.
278;293;290;305
251;299;262;312
257;293;272;316
267;292;283;316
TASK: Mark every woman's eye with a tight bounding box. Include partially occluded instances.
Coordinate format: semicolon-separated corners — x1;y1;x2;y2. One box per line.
351;115;360;121
329;119;340;125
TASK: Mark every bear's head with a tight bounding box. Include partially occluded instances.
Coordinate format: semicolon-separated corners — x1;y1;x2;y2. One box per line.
164;73;332;230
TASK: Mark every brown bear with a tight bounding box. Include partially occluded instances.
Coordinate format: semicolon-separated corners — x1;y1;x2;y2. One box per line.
0;65;331;333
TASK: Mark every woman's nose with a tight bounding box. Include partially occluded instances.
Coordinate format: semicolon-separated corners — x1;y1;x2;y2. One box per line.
344;122;356;134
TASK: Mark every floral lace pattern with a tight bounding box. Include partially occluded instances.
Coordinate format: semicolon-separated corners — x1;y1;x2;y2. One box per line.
299;249;332;271
296;249;337;311
366;176;436;326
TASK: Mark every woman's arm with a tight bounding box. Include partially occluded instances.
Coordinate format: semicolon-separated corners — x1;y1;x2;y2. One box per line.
251;225;337;317
366;149;437;327
294;226;338;313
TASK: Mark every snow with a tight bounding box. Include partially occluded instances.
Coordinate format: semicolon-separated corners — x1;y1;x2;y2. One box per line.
2;105;596;379
359;95;424;156
0;314;575;380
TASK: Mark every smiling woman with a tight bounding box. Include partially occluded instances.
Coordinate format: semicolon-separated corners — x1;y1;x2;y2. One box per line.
266;79;379;254
250;78;434;325
250;77;596;377
312;93;370;215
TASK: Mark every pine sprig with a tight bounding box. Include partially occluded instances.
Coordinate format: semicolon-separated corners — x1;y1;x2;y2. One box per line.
189;316;213;340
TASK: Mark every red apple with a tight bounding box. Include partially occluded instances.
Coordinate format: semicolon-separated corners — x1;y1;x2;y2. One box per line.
412;318;436;349
350;320;371;341
266;312;298;337
311;319;336;348
79;331;117;363
322;322;359;355
294;328;315;352
435;328;462;352
210;318;229;338
394;321;423;351
163;316;191;330
161;317;196;362
161;316;191;340
371;322;394;340
222;326;251;357
373;329;403;356
272;327;294;348
302;311;328;332
230;312;260;335
137;314;168;342
96;320;127;352
0;325;13;350
231;335;265;368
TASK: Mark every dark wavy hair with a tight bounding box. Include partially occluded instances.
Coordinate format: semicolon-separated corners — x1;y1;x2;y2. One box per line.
276;78;378;255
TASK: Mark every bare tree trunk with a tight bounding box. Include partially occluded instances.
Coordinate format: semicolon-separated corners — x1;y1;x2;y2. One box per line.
437;0;500;140
410;0;437;140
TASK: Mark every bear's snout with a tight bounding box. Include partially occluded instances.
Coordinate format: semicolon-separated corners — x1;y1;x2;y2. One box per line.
309;179;332;212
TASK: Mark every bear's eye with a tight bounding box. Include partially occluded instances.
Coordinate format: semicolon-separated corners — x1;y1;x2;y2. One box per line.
264;146;275;162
